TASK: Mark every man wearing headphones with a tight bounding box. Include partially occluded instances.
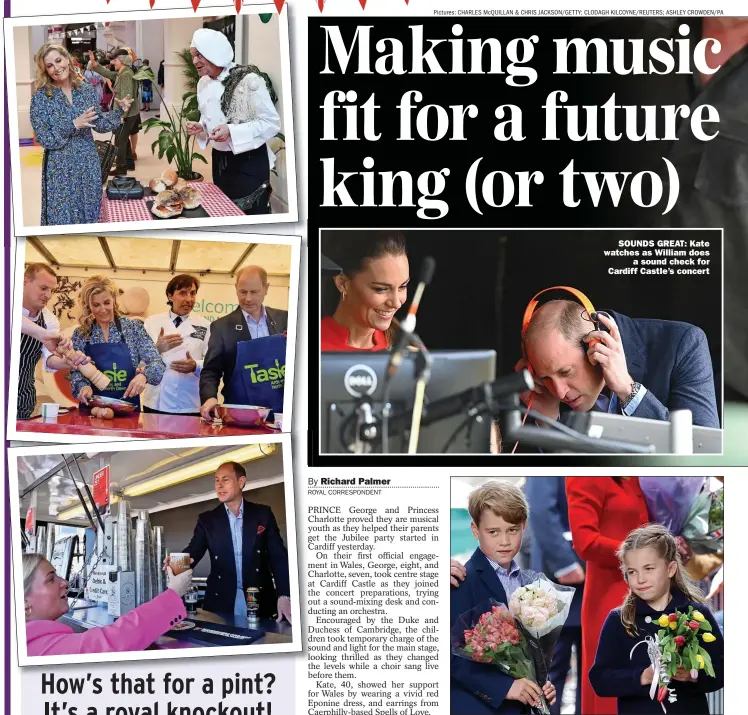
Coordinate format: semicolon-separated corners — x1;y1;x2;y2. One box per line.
514;292;720;432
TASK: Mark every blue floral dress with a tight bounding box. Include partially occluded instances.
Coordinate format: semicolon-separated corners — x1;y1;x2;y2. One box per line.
30;81;123;225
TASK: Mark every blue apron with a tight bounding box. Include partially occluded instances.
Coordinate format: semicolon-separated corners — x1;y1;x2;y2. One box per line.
83;322;140;410
225;334;286;414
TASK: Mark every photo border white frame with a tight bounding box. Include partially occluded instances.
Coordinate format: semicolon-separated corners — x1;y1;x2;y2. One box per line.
5;2;299;236
8;432;302;667
7;227;301;444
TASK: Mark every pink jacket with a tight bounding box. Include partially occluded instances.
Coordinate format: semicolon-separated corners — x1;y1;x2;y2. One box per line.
26;588;187;656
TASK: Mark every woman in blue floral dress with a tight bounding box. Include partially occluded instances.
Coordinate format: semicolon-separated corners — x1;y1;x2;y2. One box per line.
30;43;133;226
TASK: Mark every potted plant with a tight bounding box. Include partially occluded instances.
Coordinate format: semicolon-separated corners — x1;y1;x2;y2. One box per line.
133;60;206;181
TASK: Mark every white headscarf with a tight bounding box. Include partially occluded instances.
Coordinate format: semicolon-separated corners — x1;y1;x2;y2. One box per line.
190;29;234;68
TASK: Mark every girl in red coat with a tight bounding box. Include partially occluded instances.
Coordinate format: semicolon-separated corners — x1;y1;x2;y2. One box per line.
566;477;649;715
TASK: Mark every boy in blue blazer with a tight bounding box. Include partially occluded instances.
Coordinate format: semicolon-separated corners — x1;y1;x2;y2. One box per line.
451;481;556;714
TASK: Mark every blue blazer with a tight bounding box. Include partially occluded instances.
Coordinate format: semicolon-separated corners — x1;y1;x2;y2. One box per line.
183;499;290;618
525;477;583;628
451;548;522;715
589;588;723;714
598;310;719;428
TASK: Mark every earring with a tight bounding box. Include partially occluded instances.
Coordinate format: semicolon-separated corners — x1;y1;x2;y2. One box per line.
341;291;347;302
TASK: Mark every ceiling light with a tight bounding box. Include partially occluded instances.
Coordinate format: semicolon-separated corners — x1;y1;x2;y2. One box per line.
55;443;276;521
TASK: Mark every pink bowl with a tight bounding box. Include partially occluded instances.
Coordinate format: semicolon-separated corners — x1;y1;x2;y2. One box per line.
218;404;270;427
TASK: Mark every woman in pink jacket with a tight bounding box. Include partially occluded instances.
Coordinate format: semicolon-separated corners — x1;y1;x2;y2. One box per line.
24;553;193;656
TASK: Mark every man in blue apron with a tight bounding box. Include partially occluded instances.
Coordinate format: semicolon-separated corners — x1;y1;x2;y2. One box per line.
200;266;288;420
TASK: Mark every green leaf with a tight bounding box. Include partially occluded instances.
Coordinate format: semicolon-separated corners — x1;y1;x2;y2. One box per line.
165;146;176;164
191;152;208;164
698;621;713;632
132;68;155;81
182;90;196;102
150;139;160;156
158;131;173;153
699;649;715;678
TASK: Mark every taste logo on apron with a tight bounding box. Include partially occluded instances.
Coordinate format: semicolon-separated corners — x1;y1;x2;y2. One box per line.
225;335;286;414
102;363;129;391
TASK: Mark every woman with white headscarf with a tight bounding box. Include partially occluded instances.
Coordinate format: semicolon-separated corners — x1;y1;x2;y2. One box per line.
185;28;281;214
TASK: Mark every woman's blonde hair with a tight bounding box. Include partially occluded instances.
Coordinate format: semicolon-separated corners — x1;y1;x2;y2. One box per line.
35;43;84;97
78;276;122;337
617;523;706;637
22;553;46;596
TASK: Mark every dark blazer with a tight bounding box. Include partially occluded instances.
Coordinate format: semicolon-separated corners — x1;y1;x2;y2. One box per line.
589;588;723;714
451;548;521;715
601;310;719;428
183;499;290;618
199;305;288;403
525;477;584;628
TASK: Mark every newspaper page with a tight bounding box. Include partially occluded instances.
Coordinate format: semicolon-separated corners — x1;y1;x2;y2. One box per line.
0;2;739;715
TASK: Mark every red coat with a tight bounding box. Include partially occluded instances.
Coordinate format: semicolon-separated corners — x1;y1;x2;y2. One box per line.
566;477;649;715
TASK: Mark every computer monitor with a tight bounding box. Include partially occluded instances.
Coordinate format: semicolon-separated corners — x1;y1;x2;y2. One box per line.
319;350;497;454
587;412;723;454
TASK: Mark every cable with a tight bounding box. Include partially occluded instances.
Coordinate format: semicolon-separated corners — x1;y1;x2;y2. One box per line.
511;392;533;454
382;382;392;454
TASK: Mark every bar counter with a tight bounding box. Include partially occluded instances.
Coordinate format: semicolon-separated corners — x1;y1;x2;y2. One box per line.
63;600;292;649
17;409;277;439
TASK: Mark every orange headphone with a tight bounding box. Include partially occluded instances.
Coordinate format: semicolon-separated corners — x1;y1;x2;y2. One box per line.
512;286;606;454
521;285;605;358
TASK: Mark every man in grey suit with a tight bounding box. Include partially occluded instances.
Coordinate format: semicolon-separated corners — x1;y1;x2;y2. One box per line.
200;265;288;419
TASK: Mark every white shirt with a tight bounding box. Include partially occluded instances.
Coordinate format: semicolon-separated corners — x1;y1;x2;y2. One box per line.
142;311;212;413
22;306;59;373
195;62;281;168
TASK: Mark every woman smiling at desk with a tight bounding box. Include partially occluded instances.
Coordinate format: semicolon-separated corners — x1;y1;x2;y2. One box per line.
24;554;192;656
320;231;410;352
71;276;165;410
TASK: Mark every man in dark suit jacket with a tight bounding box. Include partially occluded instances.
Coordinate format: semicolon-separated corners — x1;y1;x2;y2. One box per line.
520;301;719;429
525;477;584;715
199;265;288;419
179;460;292;622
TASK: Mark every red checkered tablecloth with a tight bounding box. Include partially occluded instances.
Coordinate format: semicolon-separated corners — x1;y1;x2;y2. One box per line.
99;181;245;222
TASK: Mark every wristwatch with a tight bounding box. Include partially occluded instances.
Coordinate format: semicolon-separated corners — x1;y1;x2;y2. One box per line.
621;381;642;412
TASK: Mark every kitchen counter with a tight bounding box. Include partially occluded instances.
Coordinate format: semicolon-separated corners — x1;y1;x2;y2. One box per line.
63;600;292;649
16;409;277;439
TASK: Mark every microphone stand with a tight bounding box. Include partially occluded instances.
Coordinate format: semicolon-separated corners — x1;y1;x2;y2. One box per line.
407;340;433;454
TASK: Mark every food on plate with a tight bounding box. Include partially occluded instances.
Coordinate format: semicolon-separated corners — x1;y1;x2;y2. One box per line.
149;178;167;193
178;186;202;210
160;168;178;187
149;169;179;194
151;189;184;218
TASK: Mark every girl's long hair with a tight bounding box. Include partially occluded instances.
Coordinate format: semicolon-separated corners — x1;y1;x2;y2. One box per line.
321;231;407;348
617;523;706;637
77;276;122;338
35;43;84;98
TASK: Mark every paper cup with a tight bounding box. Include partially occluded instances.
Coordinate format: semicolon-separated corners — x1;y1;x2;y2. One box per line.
169;553;190;575
41;403;60;418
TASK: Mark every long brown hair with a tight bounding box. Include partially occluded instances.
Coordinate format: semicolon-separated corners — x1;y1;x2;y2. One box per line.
35;43;84;98
321;231;408;348
77;276;122;337
617;523;706;637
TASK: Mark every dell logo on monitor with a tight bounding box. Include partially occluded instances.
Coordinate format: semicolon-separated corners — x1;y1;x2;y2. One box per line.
343;364;378;398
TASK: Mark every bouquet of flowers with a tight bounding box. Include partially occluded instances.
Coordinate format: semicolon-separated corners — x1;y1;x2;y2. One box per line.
451;600;546;714
508;574;577;713
639;478;723;580
632;605;717;712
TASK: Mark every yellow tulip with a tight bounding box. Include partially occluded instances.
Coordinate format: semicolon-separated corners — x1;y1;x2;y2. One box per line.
657;615;670;627
696;654;705;669
702;633;716;643
692;611;705;622
669;622;677;630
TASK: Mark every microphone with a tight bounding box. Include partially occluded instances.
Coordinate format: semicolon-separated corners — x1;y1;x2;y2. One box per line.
386;256;436;379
